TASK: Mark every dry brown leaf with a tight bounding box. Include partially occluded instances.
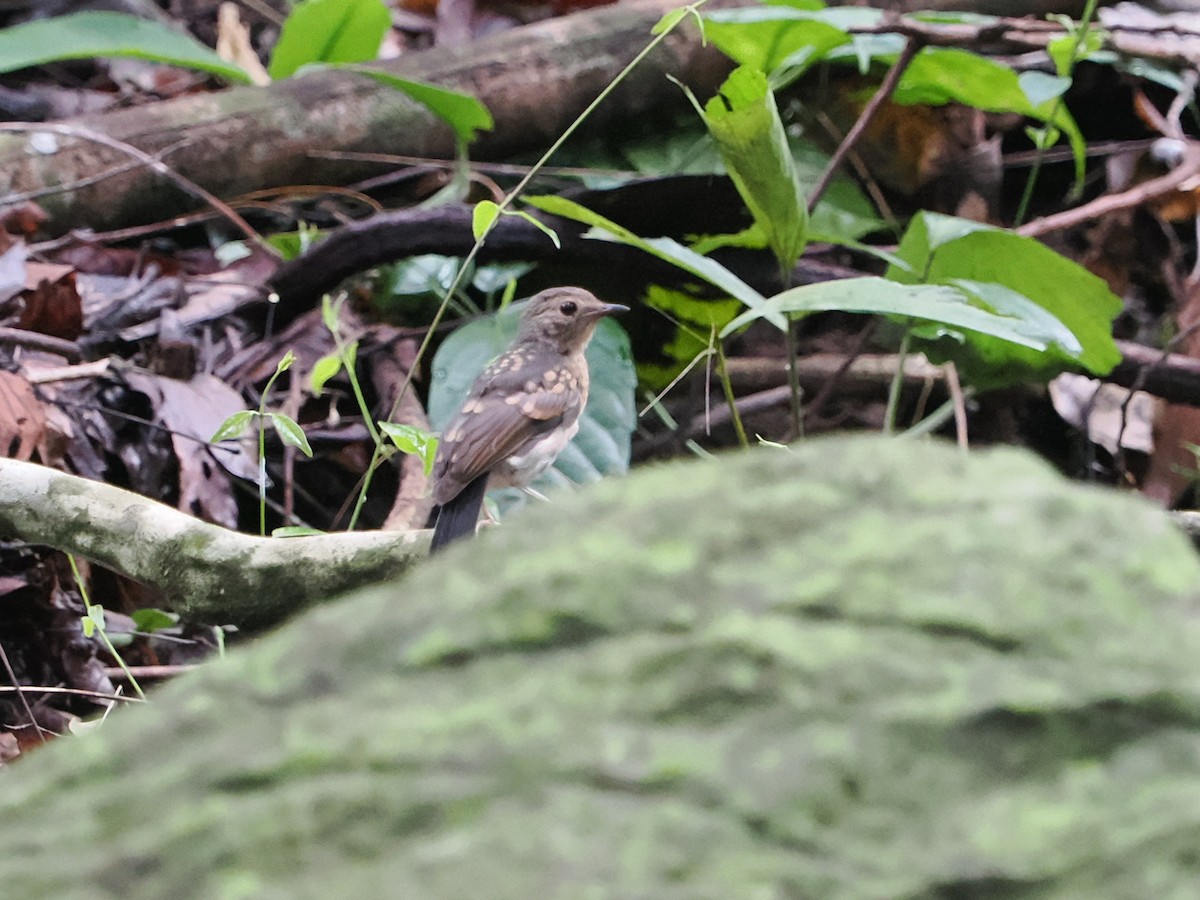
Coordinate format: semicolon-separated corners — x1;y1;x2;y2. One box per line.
0;370;46;461
124;371;257;527
18;267;83;340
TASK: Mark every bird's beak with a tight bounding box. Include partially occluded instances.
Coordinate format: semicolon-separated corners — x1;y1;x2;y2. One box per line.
599;303;630;317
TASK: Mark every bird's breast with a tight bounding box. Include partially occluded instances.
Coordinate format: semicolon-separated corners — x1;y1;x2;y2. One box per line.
495;419;581;487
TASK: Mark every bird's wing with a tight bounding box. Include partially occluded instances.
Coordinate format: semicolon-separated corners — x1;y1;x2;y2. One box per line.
432;369;583;505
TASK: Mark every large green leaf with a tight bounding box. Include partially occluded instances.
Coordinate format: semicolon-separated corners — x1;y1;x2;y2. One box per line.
721;276;1076;355
887;212;1122;385
638;285;744;391
894;48;1085;183
703;66;808;272
0;11;251;82
268;0;390;80
427;303;636;511
703;4;862;78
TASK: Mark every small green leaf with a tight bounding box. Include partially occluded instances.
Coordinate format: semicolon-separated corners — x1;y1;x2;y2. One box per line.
652;7;688;35
267;413;313;457
321;293;340;334
345;67;494;143
268;0;390;80
0;11;252;83
473;201;500;240
276;350;296;375
509;209;561;249
272;525;327;537
211;410;256;443
1018;71;1070;107
379;422;439;476
310;352;343;395
130;608;179;633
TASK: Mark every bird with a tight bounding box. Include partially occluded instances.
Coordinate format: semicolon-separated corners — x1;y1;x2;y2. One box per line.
429;286;629;552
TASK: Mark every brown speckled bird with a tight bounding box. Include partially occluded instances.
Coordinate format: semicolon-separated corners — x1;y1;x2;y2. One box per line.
429;286;628;551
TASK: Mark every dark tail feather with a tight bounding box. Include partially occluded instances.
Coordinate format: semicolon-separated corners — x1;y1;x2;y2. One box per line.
430;475;489;552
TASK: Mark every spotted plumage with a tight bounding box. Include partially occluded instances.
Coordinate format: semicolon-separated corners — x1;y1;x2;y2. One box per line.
429;287;628;551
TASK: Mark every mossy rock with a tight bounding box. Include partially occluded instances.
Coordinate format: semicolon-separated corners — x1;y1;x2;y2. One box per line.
6;436;1200;899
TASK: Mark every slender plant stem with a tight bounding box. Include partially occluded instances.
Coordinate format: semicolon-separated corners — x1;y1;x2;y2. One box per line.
0;638;44;744
883;329;911;435
900;391;970;439
1013;0;1099;226
715;338;749;448
784;323;803;438
808;35;922;213
69;555;145;701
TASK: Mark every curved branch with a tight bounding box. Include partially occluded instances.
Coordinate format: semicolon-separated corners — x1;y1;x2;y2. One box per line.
0;458;427;629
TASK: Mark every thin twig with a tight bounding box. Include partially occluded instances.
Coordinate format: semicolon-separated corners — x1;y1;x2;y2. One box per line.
2;140;189;206
0;640;45;745
944;362;968;449
0;327;81;362
808;34;923;212
0;122;273;255
1019;141;1200;238
0;684;143;703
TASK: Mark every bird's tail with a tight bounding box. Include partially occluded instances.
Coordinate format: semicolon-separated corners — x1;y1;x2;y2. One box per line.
430;474;489;552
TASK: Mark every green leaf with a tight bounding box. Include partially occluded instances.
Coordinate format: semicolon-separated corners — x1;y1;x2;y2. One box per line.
473;201;500;240
321;293;341;334
506;209;561;249
427;301;636;508
524;195;783;329
0;11;252;83
722;277;1068;353
272;525;327;537
1018;71;1071;107
887;212;1122;385
471;202;559;249
652;7;689;35
638;285;743;390
275;349;297;375
211;410;256;443
130;608;180;633
894;47;1085;184
268;0;390;80
386;254;464;299
344;67;494;143
703;66;808;271
266;413;313;457
310;352;344;395
703;5;857;78
379;422;439;476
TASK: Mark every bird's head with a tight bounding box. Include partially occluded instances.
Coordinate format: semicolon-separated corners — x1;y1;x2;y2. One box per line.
516;287;629;354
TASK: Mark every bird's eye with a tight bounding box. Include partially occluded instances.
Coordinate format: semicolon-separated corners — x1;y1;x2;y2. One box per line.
559;301;577;316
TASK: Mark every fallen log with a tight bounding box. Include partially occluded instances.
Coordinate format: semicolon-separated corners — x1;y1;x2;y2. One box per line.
0;0;735;236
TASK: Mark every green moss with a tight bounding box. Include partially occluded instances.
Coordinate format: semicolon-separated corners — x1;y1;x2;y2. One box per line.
4;436;1200;898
